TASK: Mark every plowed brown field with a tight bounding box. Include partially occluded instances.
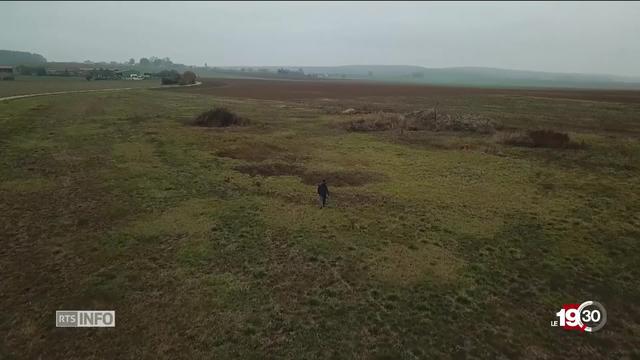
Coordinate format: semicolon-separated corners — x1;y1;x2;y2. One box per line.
167;77;640;103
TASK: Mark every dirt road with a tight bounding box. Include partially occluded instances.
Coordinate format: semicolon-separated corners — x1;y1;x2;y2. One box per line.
0;81;202;102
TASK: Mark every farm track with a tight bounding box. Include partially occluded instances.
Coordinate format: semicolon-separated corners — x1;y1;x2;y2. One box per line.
0;81;202;102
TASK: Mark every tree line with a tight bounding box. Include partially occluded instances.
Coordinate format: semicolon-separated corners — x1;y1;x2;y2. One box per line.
0;50;47;65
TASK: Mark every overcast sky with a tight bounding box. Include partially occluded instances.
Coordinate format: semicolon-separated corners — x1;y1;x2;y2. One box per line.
1;1;639;76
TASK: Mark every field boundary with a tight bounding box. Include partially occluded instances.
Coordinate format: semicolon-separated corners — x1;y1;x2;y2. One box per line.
0;81;202;102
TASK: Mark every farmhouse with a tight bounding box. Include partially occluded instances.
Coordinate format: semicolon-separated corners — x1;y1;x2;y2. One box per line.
86;68;121;80
120;69;147;80
119;69;139;77
46;68;71;76
0;65;14;80
46;67;88;77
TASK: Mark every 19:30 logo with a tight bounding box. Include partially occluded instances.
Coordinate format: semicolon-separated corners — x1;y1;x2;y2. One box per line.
551;301;607;332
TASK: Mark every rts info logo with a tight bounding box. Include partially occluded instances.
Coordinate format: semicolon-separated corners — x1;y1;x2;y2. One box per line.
551;301;607;332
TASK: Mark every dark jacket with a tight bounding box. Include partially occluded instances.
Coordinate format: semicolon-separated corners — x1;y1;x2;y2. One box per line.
317;183;329;197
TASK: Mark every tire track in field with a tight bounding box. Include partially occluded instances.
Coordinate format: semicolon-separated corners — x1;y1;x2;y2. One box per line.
0;81;202;102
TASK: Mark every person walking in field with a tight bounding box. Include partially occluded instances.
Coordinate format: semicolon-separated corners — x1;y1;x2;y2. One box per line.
317;179;330;208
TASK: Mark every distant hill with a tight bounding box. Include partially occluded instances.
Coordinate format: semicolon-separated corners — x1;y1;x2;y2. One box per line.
233;65;640;90
3;47;640;90
0;50;47;65
312;65;640;89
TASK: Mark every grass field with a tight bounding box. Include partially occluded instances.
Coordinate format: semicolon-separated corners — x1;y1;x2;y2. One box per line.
1;77;639;358
0;76;158;98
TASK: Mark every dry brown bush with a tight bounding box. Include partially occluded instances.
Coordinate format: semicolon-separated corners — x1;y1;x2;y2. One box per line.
498;129;579;148
528;130;571;148
180;71;197;85
497;131;534;147
342;108;497;134
345;112;404;132
404;110;497;134
191;108;249;127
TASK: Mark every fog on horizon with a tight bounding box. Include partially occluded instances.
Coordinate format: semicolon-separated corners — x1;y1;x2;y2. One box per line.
1;1;639;77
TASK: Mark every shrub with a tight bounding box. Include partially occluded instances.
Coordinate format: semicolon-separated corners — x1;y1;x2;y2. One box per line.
498;129;575;148
16;65;46;76
160;70;181;85
528;130;571;148
191;107;249;127
497;131;534;147
180;71;196;85
161;77;179;85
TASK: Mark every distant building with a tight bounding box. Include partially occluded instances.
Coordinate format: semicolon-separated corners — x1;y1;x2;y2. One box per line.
119;69;148;80
46;68;70;76
0;66;14;80
85;68;121;80
46;67;85;77
119;69;140;78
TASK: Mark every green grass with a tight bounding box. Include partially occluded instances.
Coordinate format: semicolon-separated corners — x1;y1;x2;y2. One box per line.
0;85;639;359
0;75;158;97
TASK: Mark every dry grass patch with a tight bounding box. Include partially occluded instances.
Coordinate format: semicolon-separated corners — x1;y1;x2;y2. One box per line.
371;243;463;286
301;169;385;186
341;108;498;134
344;112;404;132
233;162;384;187
217;142;291;162
127;198;215;237
233;162;305;178
405;109;497;134
0;178;55;193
